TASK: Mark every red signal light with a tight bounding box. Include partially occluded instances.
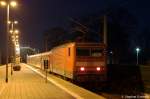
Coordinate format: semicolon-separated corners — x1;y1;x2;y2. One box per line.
80;67;85;71
96;67;101;71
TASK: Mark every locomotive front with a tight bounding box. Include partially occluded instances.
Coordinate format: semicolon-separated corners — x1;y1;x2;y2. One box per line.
74;43;107;82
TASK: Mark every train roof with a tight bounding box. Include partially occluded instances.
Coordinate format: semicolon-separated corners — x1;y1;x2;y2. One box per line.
50;42;75;51
51;42;106;51
76;42;106;48
28;42;106;57
28;51;51;58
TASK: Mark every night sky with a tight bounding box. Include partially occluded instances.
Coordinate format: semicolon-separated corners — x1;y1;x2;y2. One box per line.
0;0;150;52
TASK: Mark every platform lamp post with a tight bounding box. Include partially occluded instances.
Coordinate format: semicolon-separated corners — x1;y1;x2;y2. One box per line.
0;0;17;83
136;47;140;65
11;29;19;64
9;20;18;75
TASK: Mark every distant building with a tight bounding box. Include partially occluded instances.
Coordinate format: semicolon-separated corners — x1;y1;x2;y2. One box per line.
20;47;37;63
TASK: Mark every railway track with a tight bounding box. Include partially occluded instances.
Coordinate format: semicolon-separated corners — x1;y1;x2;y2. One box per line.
78;64;150;99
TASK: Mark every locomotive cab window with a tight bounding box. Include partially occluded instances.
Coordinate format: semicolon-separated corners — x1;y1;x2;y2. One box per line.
91;49;103;57
76;48;103;57
76;48;90;56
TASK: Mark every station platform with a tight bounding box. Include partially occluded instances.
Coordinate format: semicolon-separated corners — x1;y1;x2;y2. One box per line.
0;63;105;99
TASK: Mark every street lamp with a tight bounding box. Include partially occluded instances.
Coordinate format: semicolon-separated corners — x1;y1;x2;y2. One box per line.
0;1;6;6
13;29;20;64
10;1;17;7
136;47;140;65
14;29;19;34
0;0;17;83
9;20;18;31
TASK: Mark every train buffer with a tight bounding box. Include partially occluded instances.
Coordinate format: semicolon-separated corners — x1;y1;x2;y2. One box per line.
0;63;106;99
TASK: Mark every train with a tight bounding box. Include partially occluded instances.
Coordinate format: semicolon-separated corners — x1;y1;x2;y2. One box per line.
27;42;107;82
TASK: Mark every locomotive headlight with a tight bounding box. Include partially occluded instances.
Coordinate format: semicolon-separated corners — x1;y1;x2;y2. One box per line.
80;67;85;71
96;67;101;71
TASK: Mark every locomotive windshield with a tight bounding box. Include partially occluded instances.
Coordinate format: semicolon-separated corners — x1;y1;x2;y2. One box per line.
76;48;90;56
91;49;103;57
76;48;103;57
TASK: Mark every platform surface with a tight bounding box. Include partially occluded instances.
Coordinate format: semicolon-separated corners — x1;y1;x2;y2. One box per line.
0;64;75;99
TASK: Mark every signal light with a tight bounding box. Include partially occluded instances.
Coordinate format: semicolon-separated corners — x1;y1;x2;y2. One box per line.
96;67;101;71
80;67;85;71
